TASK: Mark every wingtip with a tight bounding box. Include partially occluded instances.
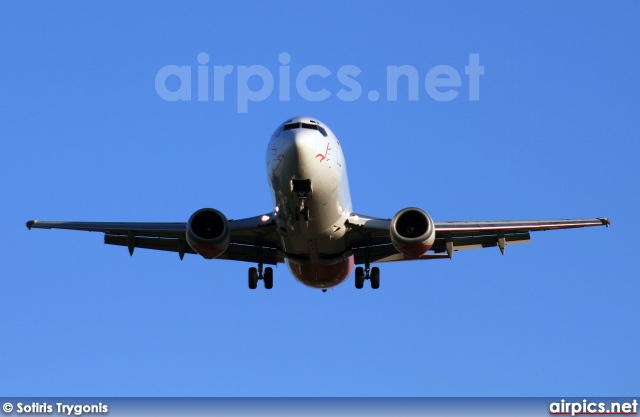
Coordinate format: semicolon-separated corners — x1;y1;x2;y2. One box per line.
26;220;35;230
599;218;610;227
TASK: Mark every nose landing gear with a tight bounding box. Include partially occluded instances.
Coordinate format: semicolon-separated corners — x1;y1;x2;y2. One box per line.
295;204;310;222
292;179;311;222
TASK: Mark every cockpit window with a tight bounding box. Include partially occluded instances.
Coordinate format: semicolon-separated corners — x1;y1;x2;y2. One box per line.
283;122;328;137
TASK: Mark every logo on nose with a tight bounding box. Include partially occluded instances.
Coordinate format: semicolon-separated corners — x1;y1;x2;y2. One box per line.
315;143;331;163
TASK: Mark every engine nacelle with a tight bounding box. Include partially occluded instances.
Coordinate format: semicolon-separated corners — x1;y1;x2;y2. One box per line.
186;208;230;259
390;207;436;258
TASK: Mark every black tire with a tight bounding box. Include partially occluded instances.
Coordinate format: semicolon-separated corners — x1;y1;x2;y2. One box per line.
355;266;364;289
303;207;310;221
370;267;380;289
295;208;300;222
264;267;273;289
248;267;258;289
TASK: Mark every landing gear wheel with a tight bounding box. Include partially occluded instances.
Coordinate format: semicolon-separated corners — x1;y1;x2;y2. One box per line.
370;267;380;289
303;207;309;221
248;267;258;289
264;267;273;289
355;267;365;289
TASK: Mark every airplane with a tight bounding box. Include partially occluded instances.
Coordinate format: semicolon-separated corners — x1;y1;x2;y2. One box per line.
26;116;610;292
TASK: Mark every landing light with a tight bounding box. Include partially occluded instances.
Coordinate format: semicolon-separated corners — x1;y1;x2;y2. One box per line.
261;215;270;222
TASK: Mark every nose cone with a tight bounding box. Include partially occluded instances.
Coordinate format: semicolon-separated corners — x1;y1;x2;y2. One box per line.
285;130;317;167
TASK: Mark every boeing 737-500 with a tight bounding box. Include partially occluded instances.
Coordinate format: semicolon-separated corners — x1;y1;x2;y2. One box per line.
27;116;609;291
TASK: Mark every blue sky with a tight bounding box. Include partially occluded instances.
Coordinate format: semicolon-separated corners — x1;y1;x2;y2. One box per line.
1;2;638;396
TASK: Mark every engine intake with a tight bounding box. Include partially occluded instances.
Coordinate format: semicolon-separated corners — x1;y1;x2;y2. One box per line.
390;207;435;258
186;208;230;259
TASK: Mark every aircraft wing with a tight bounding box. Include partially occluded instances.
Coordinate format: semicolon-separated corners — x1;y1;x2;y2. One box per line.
26;215;283;264
345;215;610;264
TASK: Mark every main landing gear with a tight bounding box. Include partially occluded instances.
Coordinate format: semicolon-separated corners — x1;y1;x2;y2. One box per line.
248;263;273;290
355;264;380;289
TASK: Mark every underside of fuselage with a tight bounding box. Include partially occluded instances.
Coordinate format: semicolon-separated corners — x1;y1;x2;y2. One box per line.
287;257;355;289
267;116;355;289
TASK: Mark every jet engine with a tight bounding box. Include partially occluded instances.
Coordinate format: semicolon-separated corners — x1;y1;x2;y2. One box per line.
186;208;230;259
390;207;436;258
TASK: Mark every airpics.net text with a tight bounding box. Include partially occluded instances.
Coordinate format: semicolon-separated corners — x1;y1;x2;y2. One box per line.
155;52;484;113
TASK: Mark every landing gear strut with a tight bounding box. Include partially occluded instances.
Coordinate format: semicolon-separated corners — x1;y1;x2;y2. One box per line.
355;262;380;290
295;201;309;222
248;263;273;290
292;179;311;222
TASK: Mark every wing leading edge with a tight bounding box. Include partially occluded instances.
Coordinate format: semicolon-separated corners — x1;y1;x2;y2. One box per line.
346;215;609;264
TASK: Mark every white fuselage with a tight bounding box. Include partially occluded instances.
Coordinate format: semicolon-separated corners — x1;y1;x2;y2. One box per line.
266;117;354;288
